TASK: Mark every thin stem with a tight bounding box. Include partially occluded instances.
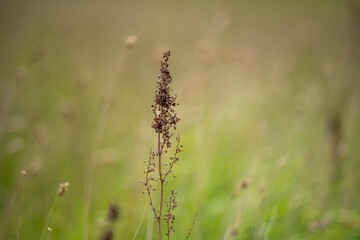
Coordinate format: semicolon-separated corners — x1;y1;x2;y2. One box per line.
167;220;170;240
132;202;147;240
164;134;181;180
186;212;198;240
17;173;26;239
82;50;128;240
158;132;164;240
40;196;58;240
144;149;157;219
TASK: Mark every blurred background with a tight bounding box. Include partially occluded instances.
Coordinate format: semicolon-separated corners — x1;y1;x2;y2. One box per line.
0;0;359;239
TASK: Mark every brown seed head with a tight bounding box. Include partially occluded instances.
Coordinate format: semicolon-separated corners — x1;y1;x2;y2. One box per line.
99;229;113;240
107;203;120;223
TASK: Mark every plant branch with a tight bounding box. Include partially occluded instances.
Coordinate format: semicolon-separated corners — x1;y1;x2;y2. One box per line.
158;132;164;240
186;212;198;240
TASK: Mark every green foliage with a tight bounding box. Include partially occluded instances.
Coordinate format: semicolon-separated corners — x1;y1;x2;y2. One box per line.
0;0;359;239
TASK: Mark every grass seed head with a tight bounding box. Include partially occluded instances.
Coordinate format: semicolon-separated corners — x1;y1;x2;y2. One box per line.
58;182;69;196
124;35;138;49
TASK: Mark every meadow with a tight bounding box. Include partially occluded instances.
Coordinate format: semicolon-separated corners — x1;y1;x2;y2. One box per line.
0;0;359;239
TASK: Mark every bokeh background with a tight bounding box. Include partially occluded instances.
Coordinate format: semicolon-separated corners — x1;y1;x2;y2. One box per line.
1;0;359;239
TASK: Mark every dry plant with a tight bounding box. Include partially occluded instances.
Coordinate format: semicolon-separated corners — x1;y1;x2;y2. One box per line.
141;51;194;240
98;203;120;240
40;181;69;240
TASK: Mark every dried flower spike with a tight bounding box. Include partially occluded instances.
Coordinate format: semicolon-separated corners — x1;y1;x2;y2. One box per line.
142;51;183;240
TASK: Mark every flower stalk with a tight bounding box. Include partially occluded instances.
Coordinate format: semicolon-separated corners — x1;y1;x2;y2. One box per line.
142;51;182;240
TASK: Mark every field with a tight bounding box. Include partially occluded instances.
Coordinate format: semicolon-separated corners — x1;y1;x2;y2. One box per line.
0;0;359;239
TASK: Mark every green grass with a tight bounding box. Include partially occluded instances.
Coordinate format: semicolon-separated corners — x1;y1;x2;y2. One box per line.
0;0;359;239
